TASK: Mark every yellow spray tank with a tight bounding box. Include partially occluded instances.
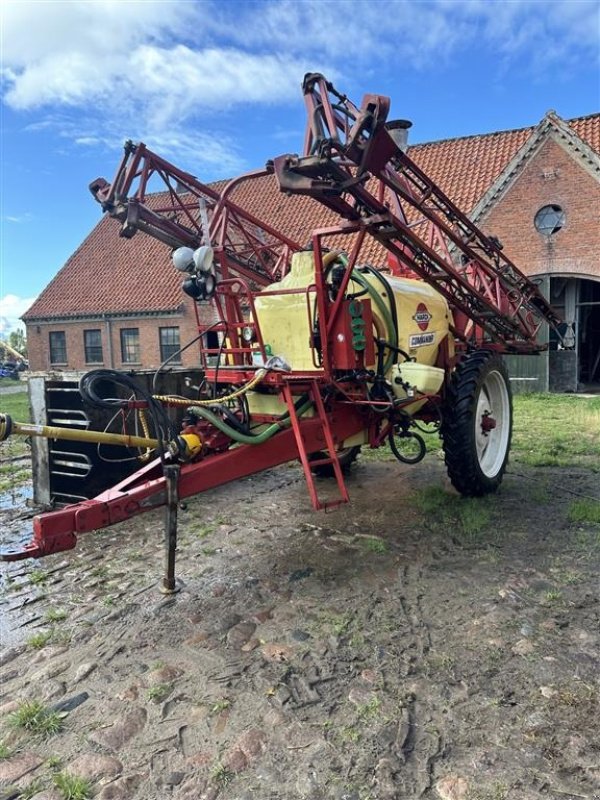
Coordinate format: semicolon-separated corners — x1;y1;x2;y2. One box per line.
250;251;452;413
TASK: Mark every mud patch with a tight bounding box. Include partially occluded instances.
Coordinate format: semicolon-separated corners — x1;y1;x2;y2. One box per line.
0;458;598;799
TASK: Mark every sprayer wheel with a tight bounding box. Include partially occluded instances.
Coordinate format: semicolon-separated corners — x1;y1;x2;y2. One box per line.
442;350;512;496
310;446;361;477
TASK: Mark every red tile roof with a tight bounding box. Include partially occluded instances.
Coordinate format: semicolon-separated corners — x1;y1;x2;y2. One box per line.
571;114;600;154
24;212;188;320
23;112;600;321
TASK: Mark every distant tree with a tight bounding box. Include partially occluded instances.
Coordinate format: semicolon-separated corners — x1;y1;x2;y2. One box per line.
8;329;27;358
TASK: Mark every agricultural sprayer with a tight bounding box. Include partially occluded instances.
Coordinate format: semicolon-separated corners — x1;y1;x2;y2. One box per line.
0;74;564;590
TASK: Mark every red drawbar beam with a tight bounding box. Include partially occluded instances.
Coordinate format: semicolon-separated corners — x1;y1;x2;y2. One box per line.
1;406;365;562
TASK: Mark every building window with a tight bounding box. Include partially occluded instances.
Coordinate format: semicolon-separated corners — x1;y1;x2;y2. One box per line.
49;331;67;364
159;327;181;363
120;328;140;363
534;204;565;235
84;329;103;363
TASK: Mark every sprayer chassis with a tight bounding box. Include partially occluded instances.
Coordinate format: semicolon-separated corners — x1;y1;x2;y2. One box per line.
1;72;564;583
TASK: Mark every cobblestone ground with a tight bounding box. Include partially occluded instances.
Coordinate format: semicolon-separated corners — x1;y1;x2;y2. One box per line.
1;456;599;800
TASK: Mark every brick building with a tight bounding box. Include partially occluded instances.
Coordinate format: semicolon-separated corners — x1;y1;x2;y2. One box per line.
23;110;600;390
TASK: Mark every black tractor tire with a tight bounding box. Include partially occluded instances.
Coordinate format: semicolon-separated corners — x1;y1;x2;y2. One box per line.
442;350;512;496
309;446;361;477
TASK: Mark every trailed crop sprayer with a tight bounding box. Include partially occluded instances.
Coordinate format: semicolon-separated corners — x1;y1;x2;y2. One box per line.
1;75;564;590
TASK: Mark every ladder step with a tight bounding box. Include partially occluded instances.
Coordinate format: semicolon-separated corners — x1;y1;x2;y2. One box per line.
282;380;350;512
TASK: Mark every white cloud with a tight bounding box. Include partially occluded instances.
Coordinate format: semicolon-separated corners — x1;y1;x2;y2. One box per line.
0;294;37;336
4;213;33;224
0;1;312;112
0;0;316;172
442;0;599;69
21;111;246;177
1;0;596;172
143;130;244;177
207;0;599;71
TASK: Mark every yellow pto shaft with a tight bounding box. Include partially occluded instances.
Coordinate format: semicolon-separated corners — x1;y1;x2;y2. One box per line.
0;414;202;460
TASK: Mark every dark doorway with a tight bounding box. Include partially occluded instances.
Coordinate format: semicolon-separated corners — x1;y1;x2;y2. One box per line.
578;278;600;389
549;276;600;391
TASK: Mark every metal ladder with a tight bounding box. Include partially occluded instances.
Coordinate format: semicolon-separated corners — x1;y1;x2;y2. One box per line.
282;381;350;511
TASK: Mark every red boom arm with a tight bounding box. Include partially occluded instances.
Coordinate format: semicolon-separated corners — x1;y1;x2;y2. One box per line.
272;73;562;353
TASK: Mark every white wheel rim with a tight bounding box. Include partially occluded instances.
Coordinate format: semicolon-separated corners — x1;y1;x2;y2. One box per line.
474;369;510;478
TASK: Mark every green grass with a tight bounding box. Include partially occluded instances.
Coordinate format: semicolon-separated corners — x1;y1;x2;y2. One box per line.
0;741;11;759
0;388;32;471
29;569;48;585
360;536;389;554
44;608;68;623
210;697;232;715
18;779;44;799
211;762;234;787
413;485;493;542
89;565;109;579
317;611;353;636
8;700;63;737
194;522;219;538
147;683;173;703
512;393;600;470
356;696;382;720
360;423;442;463
339;725;362;743
27;630;53;650
0;388;30;420
568;498;600;524
544;589;563;603
52;771;92;800
0;465;30;491
356;394;599;473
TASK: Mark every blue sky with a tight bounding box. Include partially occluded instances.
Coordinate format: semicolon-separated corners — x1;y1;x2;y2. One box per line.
1;0;599;334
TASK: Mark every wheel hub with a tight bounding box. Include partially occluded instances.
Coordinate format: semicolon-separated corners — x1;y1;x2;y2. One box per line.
480;412;497;434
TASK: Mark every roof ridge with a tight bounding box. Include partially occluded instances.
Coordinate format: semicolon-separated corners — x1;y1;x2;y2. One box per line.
408;112;599;150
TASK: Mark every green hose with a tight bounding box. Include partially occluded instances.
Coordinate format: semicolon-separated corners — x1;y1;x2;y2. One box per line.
339;259;398;374
187;399;313;445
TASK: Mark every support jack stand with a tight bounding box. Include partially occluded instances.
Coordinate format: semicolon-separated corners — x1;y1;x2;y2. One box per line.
160;463;181;595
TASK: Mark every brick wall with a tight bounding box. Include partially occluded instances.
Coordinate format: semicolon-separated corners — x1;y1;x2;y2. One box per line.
481;138;600;279
25;301;216;372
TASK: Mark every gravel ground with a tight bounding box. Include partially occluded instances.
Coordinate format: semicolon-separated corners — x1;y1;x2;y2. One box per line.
0;454;599;800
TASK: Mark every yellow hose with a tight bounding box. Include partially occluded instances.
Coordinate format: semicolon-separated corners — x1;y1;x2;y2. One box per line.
153;368;268;408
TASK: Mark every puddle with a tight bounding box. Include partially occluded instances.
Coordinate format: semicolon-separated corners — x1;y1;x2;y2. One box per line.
0;481;41;649
0;482;33;511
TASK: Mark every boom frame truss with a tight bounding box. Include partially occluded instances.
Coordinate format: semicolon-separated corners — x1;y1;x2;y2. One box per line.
272;73;562;353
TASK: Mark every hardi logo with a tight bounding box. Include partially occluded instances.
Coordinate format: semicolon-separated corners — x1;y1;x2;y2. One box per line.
412;303;432;331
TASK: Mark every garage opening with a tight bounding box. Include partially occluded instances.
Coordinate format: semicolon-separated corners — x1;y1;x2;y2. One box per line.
549;276;600;392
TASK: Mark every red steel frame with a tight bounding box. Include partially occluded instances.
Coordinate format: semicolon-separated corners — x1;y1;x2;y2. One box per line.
272;73;563;353
6;394;365;561
1;75;565;566
90;141;301;289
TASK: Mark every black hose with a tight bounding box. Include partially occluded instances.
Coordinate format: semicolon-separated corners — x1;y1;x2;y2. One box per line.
79;369;175;461
358;265;400;349
388;429;426;464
